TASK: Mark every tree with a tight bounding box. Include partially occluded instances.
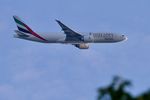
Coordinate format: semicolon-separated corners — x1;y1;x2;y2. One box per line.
97;76;150;100
135;90;150;100
98;76;133;100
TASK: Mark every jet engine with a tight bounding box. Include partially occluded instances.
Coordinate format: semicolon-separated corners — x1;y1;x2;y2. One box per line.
74;43;89;49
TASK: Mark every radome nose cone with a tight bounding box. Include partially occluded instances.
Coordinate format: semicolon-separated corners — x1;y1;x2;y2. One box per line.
124;36;128;41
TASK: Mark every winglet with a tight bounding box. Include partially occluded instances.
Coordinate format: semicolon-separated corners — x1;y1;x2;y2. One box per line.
55;19;60;23
55;19;65;28
55;19;83;42
55;19;77;33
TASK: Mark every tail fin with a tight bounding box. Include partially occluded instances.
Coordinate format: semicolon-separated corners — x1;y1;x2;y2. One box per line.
13;16;47;41
13;15;34;34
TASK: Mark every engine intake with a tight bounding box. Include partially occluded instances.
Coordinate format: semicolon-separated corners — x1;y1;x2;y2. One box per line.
75;43;89;49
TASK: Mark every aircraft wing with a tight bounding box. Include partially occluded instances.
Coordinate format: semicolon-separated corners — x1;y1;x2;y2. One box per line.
56;20;83;41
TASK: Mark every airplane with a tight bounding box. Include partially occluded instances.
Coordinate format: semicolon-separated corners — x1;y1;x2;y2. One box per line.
13;16;127;49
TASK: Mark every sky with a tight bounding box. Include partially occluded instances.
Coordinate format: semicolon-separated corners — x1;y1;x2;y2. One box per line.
0;0;150;100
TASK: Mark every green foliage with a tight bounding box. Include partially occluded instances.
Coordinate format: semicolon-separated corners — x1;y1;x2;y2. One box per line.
135;90;150;100
97;76;150;100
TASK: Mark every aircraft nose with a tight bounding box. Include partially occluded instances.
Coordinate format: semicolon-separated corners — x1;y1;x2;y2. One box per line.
124;36;128;41
122;35;128;41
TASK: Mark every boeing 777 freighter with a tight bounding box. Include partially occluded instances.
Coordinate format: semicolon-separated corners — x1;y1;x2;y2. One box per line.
13;16;127;49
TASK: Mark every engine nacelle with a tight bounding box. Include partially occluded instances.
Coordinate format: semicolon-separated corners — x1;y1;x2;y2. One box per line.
75;43;89;49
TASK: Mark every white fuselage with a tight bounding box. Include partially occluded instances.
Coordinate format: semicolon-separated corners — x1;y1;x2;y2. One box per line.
14;31;127;44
